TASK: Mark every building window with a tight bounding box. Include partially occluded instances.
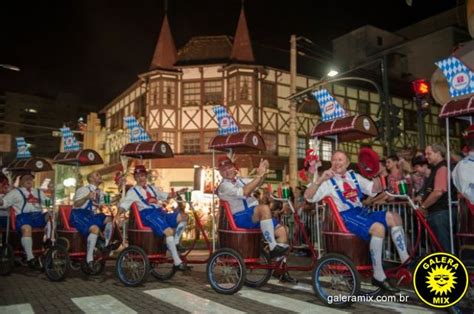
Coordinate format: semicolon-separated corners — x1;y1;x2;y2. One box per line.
148;81;159;106
135;94;146;118
110;108;124;131
203;131;216;152
262;82;277;108
320;140;333;161
228;76;237;102
297;137;307;159
183;82;201;106
182;132;201;154
359;102;370;115
262;133;277;154
162;132;175;151
239;76;253;101
403;109;417;131
204;80;223;104
377;36;383;46
162;80;176;106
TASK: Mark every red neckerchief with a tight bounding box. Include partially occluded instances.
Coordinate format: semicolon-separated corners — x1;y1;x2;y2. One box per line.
26;188;39;204
143;185;158;204
340;175;358;203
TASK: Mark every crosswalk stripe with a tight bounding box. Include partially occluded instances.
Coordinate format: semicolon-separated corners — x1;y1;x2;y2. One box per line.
238;287;348;313
71;295;137;314
144;288;245;314
268;278;313;292
271;279;434;313
0;303;34;314
368;302;436;313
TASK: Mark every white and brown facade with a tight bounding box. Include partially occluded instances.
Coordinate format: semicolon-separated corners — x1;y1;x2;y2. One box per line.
100;8;459;191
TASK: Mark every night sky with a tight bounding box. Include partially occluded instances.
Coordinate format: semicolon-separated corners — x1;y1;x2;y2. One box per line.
0;0;459;108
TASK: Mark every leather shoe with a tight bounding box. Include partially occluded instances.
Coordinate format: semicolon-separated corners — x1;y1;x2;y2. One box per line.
269;245;289;258
279;271;298;284
173;263;192;271
27;258;42;271
371;277;400;293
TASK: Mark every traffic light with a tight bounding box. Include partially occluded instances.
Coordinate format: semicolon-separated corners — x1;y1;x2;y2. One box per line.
412;79;430;97
411;79;432;110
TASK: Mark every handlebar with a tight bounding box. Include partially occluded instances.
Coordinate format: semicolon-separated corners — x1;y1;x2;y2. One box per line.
384;191;419;210
269;195;296;214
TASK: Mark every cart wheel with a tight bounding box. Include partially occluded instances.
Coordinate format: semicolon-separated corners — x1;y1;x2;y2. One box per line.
244;249;272;288
150;256;176;281
44;245;70;281
0;244;14;276
312;253;360;308
56;237;70;251
206;248;246;295
116;245;150;287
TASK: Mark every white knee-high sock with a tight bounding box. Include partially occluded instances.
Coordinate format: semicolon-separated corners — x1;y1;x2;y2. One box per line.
260;219;277;250
87;233;98;263
104;222;113;246
391;226;409;263
166;236;182;266
174;221;187;245
44;220;52;240
21;237;34;261
370;236;386;282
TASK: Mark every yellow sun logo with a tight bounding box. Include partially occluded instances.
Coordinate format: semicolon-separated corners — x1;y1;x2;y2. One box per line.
426;265;457;296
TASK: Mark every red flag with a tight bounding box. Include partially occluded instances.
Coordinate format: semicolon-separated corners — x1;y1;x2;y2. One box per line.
277;183;283;198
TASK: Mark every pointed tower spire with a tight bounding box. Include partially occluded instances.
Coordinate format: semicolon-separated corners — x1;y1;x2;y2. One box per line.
150;14;177;70
230;5;255;63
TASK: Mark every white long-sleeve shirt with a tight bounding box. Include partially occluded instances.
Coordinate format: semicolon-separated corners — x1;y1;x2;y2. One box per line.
306;171;375;212
217;177;258;214
452;151;474;204
119;184;168;212
2;187;49;215
0;193;8;217
73;184;105;211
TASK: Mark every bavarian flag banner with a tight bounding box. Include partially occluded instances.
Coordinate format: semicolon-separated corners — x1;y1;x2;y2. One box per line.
435;56;474;98
15;137;31;159
212;105;240;135
124;116;151;143
313;89;346;122
60;127;80;151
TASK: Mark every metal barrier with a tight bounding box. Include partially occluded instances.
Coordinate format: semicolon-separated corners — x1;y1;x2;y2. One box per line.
281;200;445;263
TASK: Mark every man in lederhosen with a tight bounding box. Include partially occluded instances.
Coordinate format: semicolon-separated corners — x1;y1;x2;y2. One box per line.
70;171;115;270
1;172;52;269
119;165;189;271
305;151;409;293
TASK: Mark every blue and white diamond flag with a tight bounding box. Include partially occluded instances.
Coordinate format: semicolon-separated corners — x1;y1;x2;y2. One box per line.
15;137;31;159
124;116;151;143
313;89;346;122
435;56;474;98
212;105;240;135
60;127;81;151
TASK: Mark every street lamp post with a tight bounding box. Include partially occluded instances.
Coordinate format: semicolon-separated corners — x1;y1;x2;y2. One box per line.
288;58;394;155
289;35;298;190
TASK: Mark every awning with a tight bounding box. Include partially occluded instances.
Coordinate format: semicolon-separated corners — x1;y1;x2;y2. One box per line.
53;149;104;166
439;96;474;118
208;131;266;152
310;115;378;142
121;141;174;159
8;157;53;172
